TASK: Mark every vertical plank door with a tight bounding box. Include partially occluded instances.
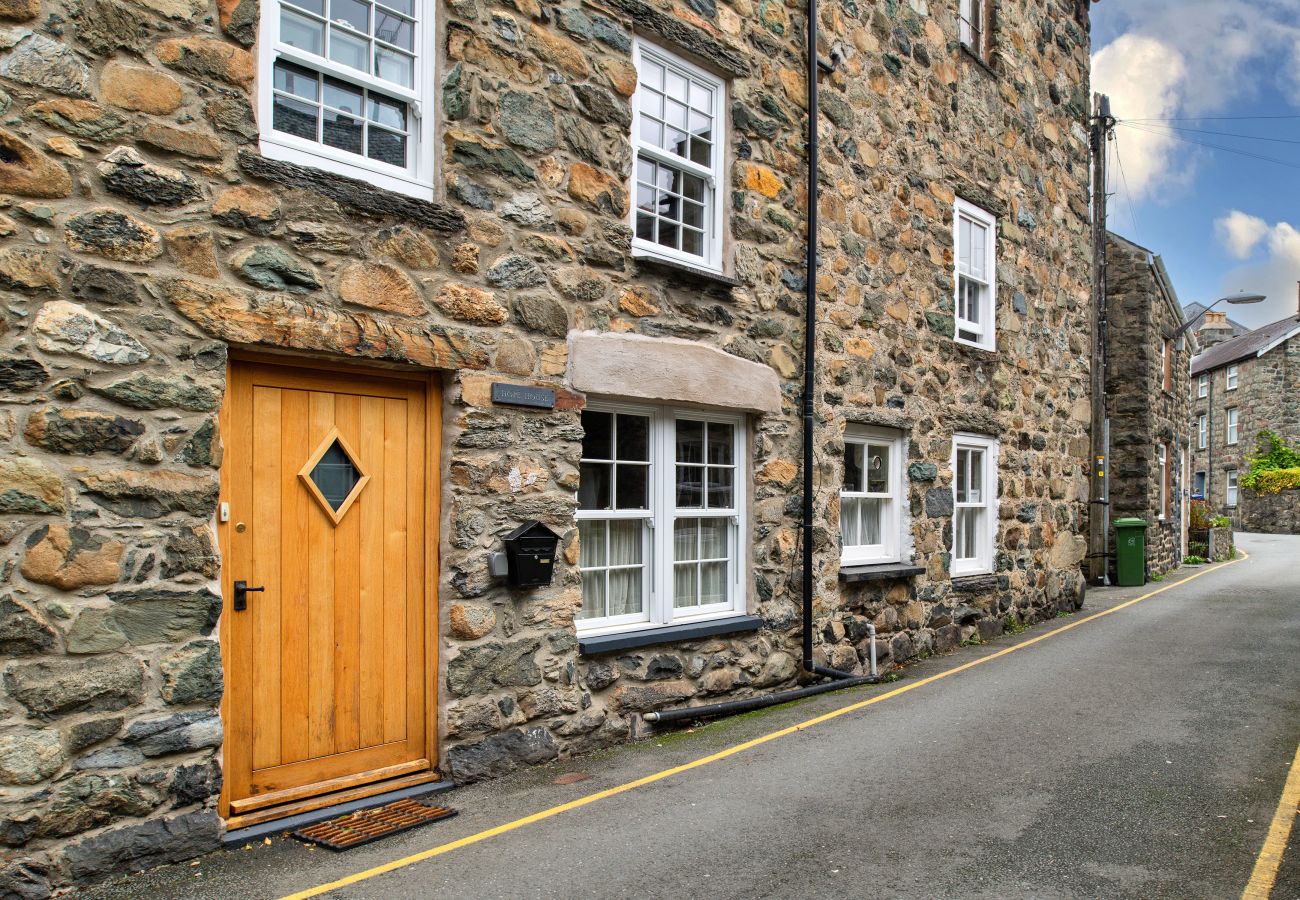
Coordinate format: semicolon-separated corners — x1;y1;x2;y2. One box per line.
221;362;436;817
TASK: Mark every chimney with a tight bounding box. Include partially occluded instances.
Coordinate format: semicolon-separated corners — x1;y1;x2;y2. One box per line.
1197;310;1233;350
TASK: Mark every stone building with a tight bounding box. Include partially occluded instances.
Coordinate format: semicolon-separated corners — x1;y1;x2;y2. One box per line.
0;0;1093;889
1190;310;1300;532
1102;233;1191;576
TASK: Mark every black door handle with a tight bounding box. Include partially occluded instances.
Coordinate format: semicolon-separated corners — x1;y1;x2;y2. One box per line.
233;580;265;611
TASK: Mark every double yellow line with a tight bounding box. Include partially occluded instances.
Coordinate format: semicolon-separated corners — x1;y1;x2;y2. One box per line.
284;556;1262;900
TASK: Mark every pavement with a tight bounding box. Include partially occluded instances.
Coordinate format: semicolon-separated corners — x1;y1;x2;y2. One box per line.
76;532;1300;900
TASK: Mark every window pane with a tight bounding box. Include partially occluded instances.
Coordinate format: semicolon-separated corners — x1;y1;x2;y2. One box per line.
841;496;862;546
309;440;360;510
862;498;882;544
368;94;407;130
970;220;987;279
665;69;688;102
641;60;664;91
673;564;697;608
689;82;712;112
681;228;703;257
844;443;863;493
682;200;705;230
682;173;706;203
617;414;649;461
375;47;412;86
677;420;704;463
286;0;324;14
665;98;688;129
665;127;688;157
273;94;318;141
956;449;969;502
608;568;643;616
322;107;363;155
706;468;732;508
323;78;363;114
578;462;611;510
673;520;698;561
368;128;406;167
581;411;612;459
657;218;680;250
707;423;733;465
608;520;642;565
332;0;369;32
688;138;711;167
699;517;727;559
330;26;368;71
374;10;412;48
579;520;606;568
378;0;411;14
676;466;703;507
636;213;655;242
275;60;319;99
281;8;325;54
958;216;971;271
968;449;983;502
957;507;979;559
615;464;648;510
866;444;890;493
580;570;605;619
639;117;663;147
700;561;727;606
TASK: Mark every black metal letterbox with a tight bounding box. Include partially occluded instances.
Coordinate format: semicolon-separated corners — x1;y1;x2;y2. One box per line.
501;521;561;588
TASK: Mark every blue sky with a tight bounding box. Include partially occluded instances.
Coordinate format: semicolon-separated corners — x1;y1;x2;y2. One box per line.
1091;1;1300;328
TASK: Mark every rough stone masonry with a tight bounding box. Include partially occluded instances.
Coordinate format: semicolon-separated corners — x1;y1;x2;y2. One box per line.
0;0;1093;892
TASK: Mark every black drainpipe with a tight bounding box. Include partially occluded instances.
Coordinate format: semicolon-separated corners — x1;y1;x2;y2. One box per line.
646;0;883;726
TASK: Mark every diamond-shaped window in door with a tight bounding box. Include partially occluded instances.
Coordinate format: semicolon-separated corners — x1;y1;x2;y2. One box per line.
298;428;371;525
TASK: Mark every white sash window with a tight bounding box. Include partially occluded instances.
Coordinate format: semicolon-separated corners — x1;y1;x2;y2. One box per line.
577;404;747;634
952;434;998;577
841;427;904;565
257;0;435;198
954;198;998;350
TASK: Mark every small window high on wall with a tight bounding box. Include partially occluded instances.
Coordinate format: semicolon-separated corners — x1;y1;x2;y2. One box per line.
630;40;726;272
953;198;997;350
258;0;435;198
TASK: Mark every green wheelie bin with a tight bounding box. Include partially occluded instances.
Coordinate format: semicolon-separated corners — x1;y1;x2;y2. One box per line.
1113;518;1147;586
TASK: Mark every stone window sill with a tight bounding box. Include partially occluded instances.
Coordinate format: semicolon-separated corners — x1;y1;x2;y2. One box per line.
577;615;763;655
238;150;464;233
950;573;999;593
632;254;741;290
839;563;926;584
960;44;998;79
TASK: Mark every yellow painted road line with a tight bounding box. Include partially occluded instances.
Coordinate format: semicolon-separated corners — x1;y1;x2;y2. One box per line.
282;554;1248;900
1243;738;1300;900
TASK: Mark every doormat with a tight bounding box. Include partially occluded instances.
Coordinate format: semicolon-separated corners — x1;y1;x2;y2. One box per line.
292;798;457;851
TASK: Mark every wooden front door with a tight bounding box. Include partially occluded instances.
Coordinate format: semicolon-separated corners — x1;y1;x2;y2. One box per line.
220;361;439;823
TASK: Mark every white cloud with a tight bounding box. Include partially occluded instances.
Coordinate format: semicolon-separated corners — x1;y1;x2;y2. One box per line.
1092;1;1300;199
1218;216;1300;327
1215;210;1270;260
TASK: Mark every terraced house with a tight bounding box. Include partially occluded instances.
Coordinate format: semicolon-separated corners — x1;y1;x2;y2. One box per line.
0;0;1094;890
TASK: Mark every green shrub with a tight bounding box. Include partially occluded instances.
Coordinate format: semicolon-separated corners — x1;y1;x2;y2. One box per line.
1183;554;1207;565
1188;540;1208;557
1188;500;1213;530
1242;431;1300;494
1209;515;1231;528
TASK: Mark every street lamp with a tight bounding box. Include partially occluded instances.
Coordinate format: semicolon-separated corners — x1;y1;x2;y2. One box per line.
1172;290;1267;341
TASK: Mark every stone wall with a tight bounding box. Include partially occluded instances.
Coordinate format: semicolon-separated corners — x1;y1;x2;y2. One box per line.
1103;234;1190;576
1192;332;1299;527
0;0;1092;890
1239;489;1300;534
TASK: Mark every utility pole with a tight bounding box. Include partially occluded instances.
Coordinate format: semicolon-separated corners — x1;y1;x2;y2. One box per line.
1087;94;1115;585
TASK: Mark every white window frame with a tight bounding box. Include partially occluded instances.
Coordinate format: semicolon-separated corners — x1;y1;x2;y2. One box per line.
953;198;998;351
951;433;998;577
629;38;727;273
840;426;904;566
1225;364;1239;391
1197;373;1209;398
1197;414;1207;450
576;401;748;636
959;0;991;60
1225;469;1239;507
1226;407;1239;445
1193;470;1206;497
256;0;436;199
1157;443;1168;521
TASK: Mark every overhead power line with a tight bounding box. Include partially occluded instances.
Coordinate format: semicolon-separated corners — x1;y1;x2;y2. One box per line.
1127;121;1300;147
1124;114;1300;122
1117;121;1300;173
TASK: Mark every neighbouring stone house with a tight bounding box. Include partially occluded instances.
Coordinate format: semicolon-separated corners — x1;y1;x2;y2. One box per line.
1103;233;1191;577
0;0;1093;890
1190;309;1300;532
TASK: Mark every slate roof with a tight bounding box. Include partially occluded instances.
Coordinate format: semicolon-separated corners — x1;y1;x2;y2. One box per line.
1182;301;1249;338
1190;314;1300;376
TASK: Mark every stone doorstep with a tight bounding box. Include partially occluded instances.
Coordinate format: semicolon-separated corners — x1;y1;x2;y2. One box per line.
221;779;456;847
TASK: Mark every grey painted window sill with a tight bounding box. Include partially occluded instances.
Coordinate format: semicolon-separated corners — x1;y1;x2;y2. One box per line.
577;615;763;655
839;563;926;584
632;254;741;289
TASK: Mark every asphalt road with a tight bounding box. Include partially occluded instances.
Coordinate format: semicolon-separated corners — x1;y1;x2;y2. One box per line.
79;532;1300;900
